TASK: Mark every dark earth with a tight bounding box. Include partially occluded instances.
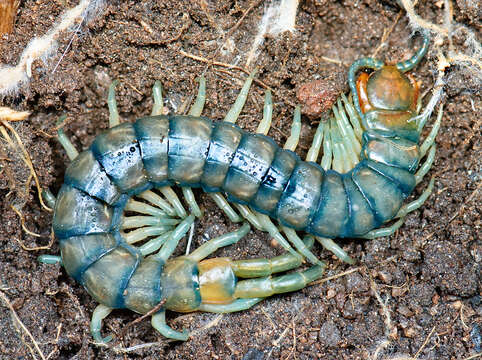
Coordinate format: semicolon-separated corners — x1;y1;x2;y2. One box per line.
0;1;480;359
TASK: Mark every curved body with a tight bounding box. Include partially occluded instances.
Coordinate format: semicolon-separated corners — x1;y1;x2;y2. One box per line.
47;32;440;341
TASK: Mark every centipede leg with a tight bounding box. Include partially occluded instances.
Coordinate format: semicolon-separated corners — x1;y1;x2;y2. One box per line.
233;264;325;298
198;298;264;313
208;193;242;223
107;80;120;128
188;223;251;261
316;236;355;265
255;213;300;259
38;255;62;265
56;115;79;161
420;104;443;157
281;228;321;265
305;120;325;162
283;105;301;151
181;187;202;218
152;310;189;341
415;145;436;185
360;218;405;239
320;124;333;170
151;80;163;116
223;70;256;124
42;189;57;209
188;76;206;117
256;90;273;135
155;214;195;262
91;304;113;344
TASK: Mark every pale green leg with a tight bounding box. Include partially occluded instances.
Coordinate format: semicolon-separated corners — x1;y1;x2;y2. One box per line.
139;232;171;256
124;199;166;217
415;145;436;185
281;227;321;265
42;189;57;209
420;104;443;157
107;80;120;128
209;193;242;223
320;124;333;170
155;215;195;262
137;190;176;217
124;225;173;244
38;255;62;265
223;70;257;123
56;115;79;161
188;76;207;117
283;105;301;151
159;187;187;218
362;177;435;240
305;120;324;162
316;236;355;265
152;310;189;341
361;218;405;239
341;93;363;142
233;264;325;298
396;177;435;218
91;304;113;344
121;216;180;229
188;223;251;262
181;187;202;218
198;298;264;313
256;90;273;135
232;236;315;278
233;204;263;230
255;213;300;259
151;80;163;116
330;119;345;173
336;97;361;154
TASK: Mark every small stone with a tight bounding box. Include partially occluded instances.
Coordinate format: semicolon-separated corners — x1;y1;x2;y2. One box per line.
318;320;341;347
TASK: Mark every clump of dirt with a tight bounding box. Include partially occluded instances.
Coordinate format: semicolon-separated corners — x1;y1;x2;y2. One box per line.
0;1;480;359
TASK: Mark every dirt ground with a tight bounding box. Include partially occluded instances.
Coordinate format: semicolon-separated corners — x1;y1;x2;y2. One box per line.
0;1;480;359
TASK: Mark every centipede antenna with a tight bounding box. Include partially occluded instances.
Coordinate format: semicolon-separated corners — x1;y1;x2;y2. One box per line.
56;115;79;161
256;90;273;135
188;76;206;117
107;80;120;128
316;237;355;265
305;120;324;162
209;193;242;223
41;189;57;209
396;32;430;73
348;58;384;120
91;304;113;344
152;310;189;341
283;105;301;151
151;80;164;116
223;69;257;123
182;187;202;218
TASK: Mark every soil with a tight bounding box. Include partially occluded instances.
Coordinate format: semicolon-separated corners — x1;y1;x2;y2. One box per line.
0;1;480;359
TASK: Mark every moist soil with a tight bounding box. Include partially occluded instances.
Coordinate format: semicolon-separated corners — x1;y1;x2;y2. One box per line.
0;1;480;359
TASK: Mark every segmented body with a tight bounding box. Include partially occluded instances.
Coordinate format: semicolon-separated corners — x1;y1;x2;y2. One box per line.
46;32;440;341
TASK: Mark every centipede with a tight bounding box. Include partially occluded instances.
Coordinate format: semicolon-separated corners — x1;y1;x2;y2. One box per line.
39;31;442;342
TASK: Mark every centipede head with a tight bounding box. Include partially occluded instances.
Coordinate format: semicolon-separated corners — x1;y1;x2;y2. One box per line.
355;65;420;142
